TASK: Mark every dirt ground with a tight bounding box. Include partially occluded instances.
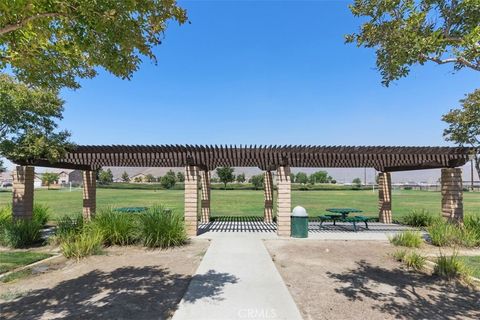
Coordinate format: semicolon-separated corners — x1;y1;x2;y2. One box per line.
265;240;480;320
0;239;210;320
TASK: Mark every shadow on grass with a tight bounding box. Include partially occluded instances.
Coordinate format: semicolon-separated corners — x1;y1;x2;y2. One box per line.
0;266;238;320
327;260;480;319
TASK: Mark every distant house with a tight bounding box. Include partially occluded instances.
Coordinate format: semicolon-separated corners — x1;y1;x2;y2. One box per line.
0;171;13;188
38;169;83;187
130;173;147;183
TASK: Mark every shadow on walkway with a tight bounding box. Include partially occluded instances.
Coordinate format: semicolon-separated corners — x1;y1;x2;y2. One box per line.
327;260;480;319
198;216;276;235
1;267;238;320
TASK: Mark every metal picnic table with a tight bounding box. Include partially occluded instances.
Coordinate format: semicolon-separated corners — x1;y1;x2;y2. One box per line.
319;208;369;232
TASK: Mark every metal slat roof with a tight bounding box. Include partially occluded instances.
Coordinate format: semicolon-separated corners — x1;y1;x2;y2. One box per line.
14;145;473;172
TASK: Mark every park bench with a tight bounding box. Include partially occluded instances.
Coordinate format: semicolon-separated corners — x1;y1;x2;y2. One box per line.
319;214;369;232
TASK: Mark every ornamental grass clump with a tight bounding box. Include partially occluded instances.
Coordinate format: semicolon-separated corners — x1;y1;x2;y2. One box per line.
434;252;472;283
427;216;480;248
53;214;84;243
403;251;426;271
92;207;139;246
32;204;50;226
0;218;43;248
402;209;434;227
139;205;187;248
60;226;103;260
389;230;423;248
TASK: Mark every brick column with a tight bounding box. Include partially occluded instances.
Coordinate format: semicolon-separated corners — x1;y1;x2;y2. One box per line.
276;166;291;236
200;170;211;224
185;165;199;236
264;171;274;223
441;168;463;223
12;166;34;219
82;170;96;220
378;172;392;224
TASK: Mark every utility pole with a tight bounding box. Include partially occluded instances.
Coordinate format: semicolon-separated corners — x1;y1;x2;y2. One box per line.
472;159;475;191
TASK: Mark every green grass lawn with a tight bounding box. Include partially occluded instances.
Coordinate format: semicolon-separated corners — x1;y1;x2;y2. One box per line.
459;256;480;279
0;252;52;274
0;188;479;221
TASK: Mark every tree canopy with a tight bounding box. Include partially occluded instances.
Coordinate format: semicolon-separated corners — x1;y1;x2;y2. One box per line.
0;74;72;162
41;172;59;189
443;89;480;177
0;0;188;90
121;171;130;183
216;167;235;189
347;0;480;86
249;174;264;190
98;168;113;185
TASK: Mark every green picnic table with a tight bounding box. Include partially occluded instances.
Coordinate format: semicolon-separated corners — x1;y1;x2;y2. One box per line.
113;207;148;213
319;208;369;232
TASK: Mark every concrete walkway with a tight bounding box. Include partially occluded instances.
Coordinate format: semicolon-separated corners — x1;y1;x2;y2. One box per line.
172;235;302;320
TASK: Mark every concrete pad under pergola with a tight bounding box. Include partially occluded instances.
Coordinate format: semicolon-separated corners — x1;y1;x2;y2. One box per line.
8;145;472;237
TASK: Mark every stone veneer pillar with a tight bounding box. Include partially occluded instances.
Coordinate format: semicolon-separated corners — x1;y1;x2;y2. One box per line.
82;170;96;220
185;165;199;236
12;166;34;219
276;166;291;236
264;171;274;223
441;168;463;223
200;170;211;224
378;172;392;224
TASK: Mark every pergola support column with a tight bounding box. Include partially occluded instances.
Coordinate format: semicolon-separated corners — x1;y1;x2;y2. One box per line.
276;166;291;236
378;172;392;224
185;165;199;237
12;166;34;219
200;170;211;224
264;171;274;223
441;168;463;223
82;170;96;220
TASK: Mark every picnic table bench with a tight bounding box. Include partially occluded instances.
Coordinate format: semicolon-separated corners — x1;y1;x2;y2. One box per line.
318;208;369;232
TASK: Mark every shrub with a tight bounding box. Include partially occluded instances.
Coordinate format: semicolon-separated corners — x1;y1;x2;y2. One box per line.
139;205;187;248
60;227;103;260
389;230;423;248
0;219;43;248
403;251;426;271
92;207;139;246
402;209;434;227
434;252;472;283
32;204;50;226
427;218;457;246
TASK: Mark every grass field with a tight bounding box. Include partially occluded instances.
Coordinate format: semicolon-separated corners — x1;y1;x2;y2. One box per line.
0;252;52;274
0;188;479;221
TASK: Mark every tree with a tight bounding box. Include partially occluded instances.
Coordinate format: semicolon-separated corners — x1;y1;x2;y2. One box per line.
347;0;480;86
0;74;72;162
134;176;143;183
176;171;185;182
290;173;295;183
249;174;264;190
443;89;480;178
352;178;362;188
309;171;332;184
160;172;176;189
144;173;156;183
236;173;246;183
121;171;130;183
0;159;5;173
295;172;308;185
98;168;113;185
0;1;188;90
216;167;235;189
41;172;59;189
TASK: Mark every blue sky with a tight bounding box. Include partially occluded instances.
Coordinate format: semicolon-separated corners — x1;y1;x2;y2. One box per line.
57;0;478;147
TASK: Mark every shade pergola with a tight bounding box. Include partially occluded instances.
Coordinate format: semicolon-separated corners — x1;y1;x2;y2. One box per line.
10;145;472;237
17;145;472;172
